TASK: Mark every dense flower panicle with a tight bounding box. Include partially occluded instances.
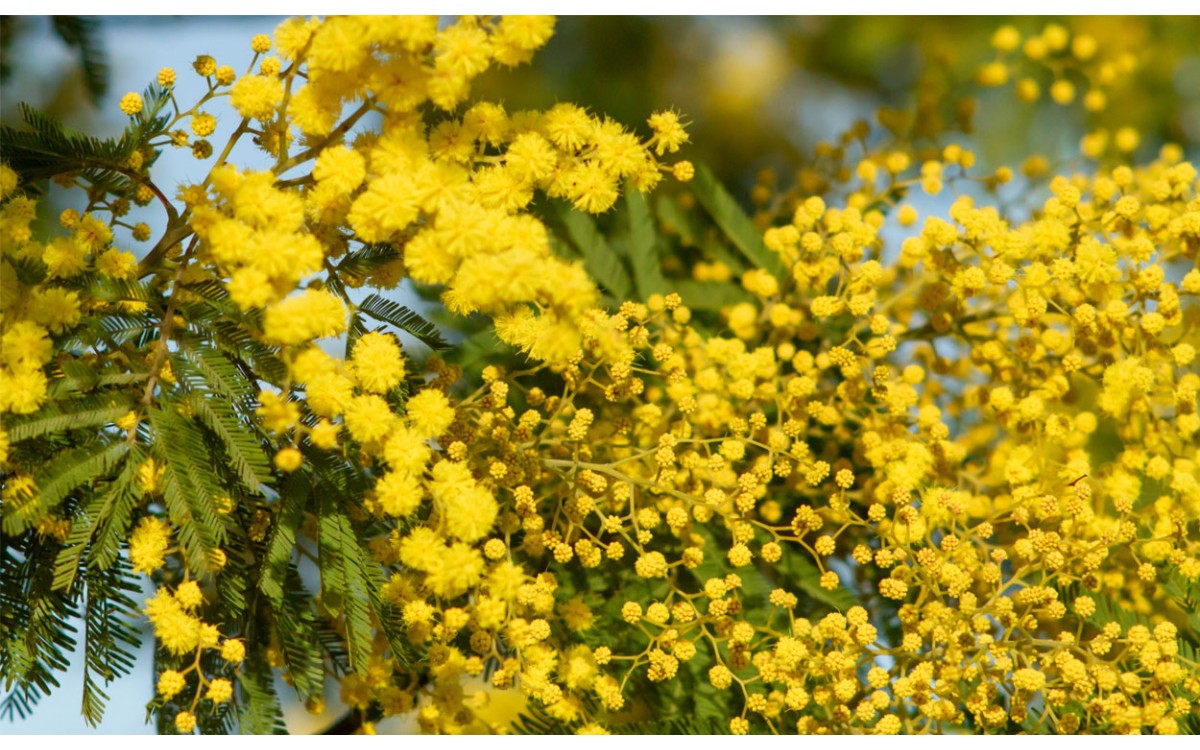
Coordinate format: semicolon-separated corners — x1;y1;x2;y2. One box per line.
4;13;1200;737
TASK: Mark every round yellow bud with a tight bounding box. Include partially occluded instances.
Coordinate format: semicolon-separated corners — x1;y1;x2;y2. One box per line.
119;92;144;116
1049;79;1075;105
274;446;302;472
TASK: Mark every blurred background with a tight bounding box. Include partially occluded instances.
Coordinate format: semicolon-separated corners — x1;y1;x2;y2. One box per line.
6;16;1200;194
2;14;1199;734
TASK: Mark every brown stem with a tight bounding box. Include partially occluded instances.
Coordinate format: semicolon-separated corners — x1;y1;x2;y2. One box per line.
139;235;199;409
275;101;373;175
137;220;192;278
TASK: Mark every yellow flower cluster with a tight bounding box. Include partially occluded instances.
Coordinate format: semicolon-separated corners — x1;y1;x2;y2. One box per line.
161;15;694;376
976;22;1144;159
144;581;243;733
306;94;1200;733
0;166;141;421
5;14;1199;737
190;166;326;313
359;135;1199;731
978;22;1135;111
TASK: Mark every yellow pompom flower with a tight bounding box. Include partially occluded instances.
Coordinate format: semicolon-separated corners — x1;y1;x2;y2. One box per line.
193;54;217;76
129;517;171;575
175;711;196;734
312;145;367;195
119;92;143;116
220;639;246;664
424;542;484;598
0;164;20;199
261;290;347;346
429;461;497;543
206;678;233;704
274;446;303;472
375;471;423;517
229;74;283;120
157;670;186;699
647;110;689;155
343;394;395;444
174;580;204;610
143;590;201;656
405;389;455;438
350;332;406;394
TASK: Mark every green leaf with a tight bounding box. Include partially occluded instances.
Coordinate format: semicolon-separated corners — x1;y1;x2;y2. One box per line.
235;652;288;735
274;570;327;700
357;293;450;352
624;189;668;299
47;359;147;398
79;558;141;727
689;162;784;279
1;541;80;723
50;17;109;105
198;318;287;385
151;407;229;578
553;203;634;300
654;192;703;248
5;394;134;443
86;451;143;572
336;243;401;280
53;456;136;591
776;550;859;613
316;493;375;675
671;280;754;311
4;441;128;537
258;475;308;607
178;342;257;403
1;90;169;192
186;393;271;493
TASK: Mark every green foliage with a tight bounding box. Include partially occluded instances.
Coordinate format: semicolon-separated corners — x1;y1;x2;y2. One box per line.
78;557;141;727
357;293;451;353
5;440;128;537
49;17;110;105
0;17;109;104
624;188;669;299
273;568;328;700
511;698;732;735
671;280;753;311
233;651;288;735
257;476;309;608
1;532;79;722
52;454;138;592
1;83;171;194
4;395;133;444
553;201;634;301
688;162;785;280
1086;593;1200;676
150;404;232;579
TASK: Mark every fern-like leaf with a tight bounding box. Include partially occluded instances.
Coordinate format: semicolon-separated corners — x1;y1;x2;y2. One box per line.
257;475;308;607
624;188;669;299
151;406;230;578
4;440;127;537
689;162;785;279
50;17;109;105
79;557;141;727
5;394;133;443
553;203;634;300
357;293;450;352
